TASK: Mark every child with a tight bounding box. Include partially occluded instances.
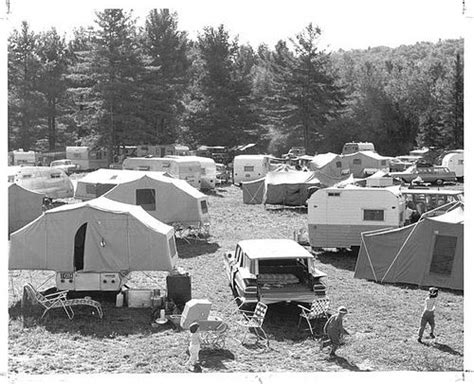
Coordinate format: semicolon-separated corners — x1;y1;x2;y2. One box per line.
321;306;349;357
417;287;438;343
186;322;201;371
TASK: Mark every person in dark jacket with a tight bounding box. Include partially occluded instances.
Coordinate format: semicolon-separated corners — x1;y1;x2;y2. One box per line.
322;306;349;357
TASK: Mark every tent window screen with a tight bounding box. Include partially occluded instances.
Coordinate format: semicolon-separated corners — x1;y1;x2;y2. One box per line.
136;189;156;211
353;159;362;165
430;235;457;275
363;209;384;221
336;161;342;168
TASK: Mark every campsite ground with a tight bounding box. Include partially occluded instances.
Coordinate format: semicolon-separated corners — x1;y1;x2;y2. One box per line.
8;183;464;374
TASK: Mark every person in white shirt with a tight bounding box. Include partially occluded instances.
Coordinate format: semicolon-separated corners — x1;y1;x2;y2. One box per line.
417;287;438;343
186;322;201;371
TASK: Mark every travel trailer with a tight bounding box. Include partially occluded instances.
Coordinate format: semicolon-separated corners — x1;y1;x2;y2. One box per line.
341;142;375;155
441;150;463;179
233;155;272;185
167;155;217;190
308;185;405;249
122;157;201;189
8;166;74;199
66;146;108;170
136;144;190;158
12;149;37;165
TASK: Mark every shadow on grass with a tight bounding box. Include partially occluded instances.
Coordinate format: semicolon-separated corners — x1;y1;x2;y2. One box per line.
331;355;370;371
431;341;463;356
203;190;226;198
176;240;220;258
200;349;235;370
9;300;175;339
265;206;308;214
315;250;358;272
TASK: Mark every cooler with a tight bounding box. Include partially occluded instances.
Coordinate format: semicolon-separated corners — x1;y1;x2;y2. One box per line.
180;299;211;330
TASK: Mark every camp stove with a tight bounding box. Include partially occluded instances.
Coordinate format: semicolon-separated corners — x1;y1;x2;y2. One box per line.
56;271;128;291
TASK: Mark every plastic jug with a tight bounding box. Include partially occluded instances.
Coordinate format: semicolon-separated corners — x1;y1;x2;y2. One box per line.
116;292;124;307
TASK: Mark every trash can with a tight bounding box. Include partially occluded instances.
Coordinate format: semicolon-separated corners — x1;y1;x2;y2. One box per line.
166;273;191;307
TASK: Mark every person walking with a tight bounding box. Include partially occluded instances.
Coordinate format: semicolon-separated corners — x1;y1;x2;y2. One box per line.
322;306;349;357
418;287;438;343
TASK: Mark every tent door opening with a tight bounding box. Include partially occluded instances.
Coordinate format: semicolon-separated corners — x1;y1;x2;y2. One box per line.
74;223;87;271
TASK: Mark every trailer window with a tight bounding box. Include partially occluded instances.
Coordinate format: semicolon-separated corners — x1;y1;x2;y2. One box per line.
244;166;254;172
363;209;384;221
336;161;342;168
50;173;61;179
137;166;150;171
430;235;457;275
381;160;387;166
328;192;341;197
458;160;463;165
136;189;156;211
353;159;361;165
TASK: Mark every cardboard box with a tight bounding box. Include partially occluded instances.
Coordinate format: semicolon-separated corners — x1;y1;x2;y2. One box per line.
127;289;152;308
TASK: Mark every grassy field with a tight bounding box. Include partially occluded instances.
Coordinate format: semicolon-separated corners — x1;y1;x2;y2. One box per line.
8;184;464;374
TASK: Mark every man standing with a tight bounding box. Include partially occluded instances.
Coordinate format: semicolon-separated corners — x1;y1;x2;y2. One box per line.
418;287;438;343
322;306;349;357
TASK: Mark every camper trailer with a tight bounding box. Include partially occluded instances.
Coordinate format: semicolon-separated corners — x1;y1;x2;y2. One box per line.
122;157;201;189
341;142;375;155
8;166;74;199
66;146;108;170
167;155;216;190
9;197;178;292
308;185;405;249
136;144;190;158
12;149;37;165
441;151;463;179
233;155;272;185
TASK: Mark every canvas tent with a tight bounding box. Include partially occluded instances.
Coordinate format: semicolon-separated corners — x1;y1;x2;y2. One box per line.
75;169;170;200
264;168;321;206
308;153;346;178
354;204;463;290
342;151;392;178
103;173;210;226
9;183;45;235
9;197;178;272
242;177;266;204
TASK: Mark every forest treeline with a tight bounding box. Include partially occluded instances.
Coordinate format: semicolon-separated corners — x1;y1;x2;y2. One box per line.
8;9;463;162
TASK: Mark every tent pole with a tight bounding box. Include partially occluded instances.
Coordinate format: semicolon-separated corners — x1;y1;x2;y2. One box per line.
361;235;378;282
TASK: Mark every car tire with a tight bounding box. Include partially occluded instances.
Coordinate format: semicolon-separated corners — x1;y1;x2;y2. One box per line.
435;179;444;186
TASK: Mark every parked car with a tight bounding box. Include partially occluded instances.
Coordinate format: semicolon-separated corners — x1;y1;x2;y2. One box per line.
390;166;457;185
223;239;327;305
50;159;80;174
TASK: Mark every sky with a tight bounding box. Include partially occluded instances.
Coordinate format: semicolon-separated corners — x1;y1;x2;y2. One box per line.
4;0;468;51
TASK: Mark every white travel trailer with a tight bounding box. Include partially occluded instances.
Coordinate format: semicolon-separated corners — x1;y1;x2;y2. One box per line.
167;155;216;190
66;146;108;170
233;155;272;185
12;149;37;165
308;185;405;249
441;150;463;179
8;166;74;199
122;157;201;189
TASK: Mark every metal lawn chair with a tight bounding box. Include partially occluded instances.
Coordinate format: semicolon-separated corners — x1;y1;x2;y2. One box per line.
237;302;269;348
297;297;330;337
23;283;103;320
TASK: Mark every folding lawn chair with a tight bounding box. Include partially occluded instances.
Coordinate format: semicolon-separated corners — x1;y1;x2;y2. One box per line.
237;301;269;348
297;297;330;337
23;283;103;320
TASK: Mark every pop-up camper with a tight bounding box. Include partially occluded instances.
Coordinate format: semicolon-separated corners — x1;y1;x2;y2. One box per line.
9;197;178;291
8;183;45;235
308;185;405;249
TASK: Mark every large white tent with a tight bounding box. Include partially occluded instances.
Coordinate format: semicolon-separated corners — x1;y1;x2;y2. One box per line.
8;183;45;235
9;197;178;273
